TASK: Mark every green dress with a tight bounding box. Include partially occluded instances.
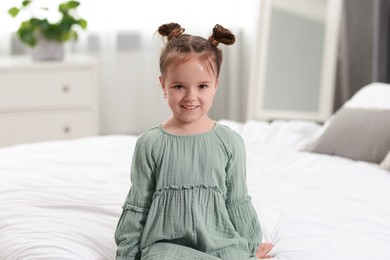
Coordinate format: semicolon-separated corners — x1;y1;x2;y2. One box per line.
115;123;262;260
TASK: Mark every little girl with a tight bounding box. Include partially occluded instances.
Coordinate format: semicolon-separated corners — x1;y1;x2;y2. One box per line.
115;22;273;260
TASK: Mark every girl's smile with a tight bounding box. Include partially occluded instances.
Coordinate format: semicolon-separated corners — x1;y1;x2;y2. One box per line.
180;105;200;110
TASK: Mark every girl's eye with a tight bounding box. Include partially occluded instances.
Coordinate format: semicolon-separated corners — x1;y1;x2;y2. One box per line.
173;85;184;89
199;84;208;89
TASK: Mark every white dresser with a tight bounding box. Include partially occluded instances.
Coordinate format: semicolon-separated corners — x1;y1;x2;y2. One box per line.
0;55;99;147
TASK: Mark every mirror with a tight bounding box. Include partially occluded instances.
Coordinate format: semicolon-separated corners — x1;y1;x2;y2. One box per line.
247;0;342;122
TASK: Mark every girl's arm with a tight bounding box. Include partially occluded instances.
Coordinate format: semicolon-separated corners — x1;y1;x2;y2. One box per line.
115;136;156;260
115;203;150;260
225;133;262;256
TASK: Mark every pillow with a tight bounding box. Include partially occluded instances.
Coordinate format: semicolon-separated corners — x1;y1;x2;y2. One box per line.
318;82;390;132
343;82;390;109
380;151;390;171
306;108;390;163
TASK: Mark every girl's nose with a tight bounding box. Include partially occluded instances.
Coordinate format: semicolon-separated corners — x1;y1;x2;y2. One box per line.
184;89;196;100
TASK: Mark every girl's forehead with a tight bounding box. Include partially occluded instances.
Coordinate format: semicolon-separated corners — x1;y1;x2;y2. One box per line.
165;54;217;77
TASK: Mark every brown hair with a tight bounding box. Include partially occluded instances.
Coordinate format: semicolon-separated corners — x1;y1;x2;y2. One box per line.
157;23;235;78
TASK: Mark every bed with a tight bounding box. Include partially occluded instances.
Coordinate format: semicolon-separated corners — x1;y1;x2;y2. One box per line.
1;82;390;260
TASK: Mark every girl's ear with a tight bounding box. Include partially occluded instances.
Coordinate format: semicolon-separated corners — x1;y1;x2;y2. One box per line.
159;75;165;90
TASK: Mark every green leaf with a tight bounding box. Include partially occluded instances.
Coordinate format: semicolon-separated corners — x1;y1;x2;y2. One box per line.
67;0;80;9
43;23;61;41
71;30;78;41
22;0;32;7
60;15;75;31
78;19;87;29
17;21;36;47
40;19;51;30
8;7;20;17
59;1;80;13
62;31;71;41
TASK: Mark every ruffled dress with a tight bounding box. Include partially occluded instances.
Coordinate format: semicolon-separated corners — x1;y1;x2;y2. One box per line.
115;123;262;260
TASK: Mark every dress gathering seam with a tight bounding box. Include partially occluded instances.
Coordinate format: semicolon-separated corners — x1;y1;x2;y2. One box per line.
152;184;226;200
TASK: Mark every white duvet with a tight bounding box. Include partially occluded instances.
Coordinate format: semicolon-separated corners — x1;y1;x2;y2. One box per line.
1;120;390;260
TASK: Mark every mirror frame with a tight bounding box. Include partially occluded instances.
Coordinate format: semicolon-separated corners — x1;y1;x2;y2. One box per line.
247;0;343;122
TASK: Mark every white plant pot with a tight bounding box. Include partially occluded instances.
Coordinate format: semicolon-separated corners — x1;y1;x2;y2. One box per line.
31;38;65;61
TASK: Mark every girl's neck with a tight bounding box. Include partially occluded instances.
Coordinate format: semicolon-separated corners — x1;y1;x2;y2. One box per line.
162;117;216;135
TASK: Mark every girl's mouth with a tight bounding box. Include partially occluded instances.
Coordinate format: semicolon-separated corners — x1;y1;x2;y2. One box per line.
181;105;200;110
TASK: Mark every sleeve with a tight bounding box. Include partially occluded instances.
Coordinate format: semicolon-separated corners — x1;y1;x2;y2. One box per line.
225;133;262;256
115;136;156;260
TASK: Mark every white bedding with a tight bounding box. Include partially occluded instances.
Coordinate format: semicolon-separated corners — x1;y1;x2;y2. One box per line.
226;120;390;260
1;120;390;260
0;136;136;260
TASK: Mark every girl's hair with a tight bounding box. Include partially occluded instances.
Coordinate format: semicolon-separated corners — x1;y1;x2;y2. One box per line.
157;23;235;77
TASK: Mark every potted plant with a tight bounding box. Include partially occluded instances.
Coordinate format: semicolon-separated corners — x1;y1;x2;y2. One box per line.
8;0;87;60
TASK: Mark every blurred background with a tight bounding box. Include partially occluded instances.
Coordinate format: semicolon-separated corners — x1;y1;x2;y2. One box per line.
0;0;389;138
1;0;259;136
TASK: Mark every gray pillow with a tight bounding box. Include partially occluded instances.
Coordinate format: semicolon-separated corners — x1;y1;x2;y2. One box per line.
307;108;390;163
380;151;390;171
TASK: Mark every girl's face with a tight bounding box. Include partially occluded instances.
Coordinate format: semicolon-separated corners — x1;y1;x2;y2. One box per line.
160;57;219;127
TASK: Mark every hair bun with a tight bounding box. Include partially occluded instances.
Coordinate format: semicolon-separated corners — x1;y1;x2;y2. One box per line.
208;24;236;47
158;23;185;41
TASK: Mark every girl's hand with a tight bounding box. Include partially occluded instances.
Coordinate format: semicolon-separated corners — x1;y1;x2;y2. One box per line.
256;243;274;259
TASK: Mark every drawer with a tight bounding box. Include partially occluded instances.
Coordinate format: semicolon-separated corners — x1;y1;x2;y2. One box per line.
0;69;93;110
0;110;95;147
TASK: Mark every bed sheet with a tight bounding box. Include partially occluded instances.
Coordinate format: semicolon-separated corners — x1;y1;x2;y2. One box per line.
0;135;137;260
222;120;390;260
1;120;390;260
